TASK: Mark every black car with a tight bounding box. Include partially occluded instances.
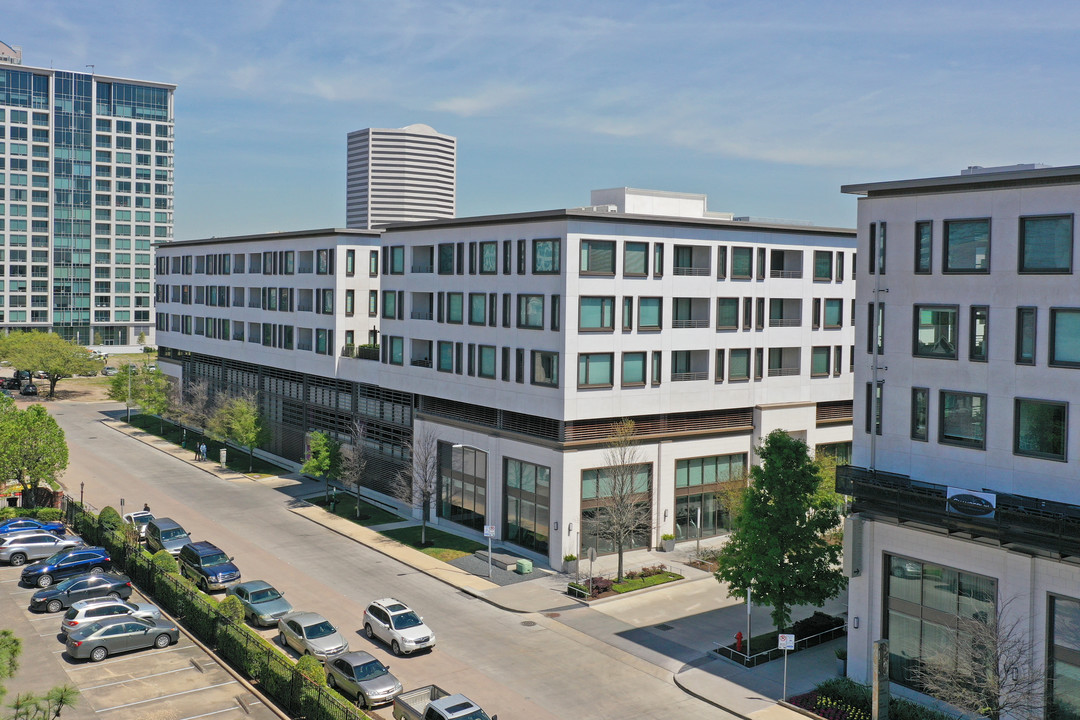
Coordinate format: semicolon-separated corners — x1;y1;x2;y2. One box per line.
21;547;111;588
30;572;132;613
1;378;20;390
19;384;38;396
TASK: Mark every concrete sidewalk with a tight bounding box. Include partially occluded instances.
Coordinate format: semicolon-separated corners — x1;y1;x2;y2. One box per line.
102;416;833;720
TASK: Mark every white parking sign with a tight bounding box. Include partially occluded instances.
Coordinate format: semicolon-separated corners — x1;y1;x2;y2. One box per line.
484;525;496;538
778;633;795;650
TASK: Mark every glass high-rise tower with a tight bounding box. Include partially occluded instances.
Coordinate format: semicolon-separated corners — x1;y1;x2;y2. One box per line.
0;41;174;346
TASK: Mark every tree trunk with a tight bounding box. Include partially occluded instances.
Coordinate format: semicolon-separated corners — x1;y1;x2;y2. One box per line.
421;518;427;546
617;541;624;583
248;447;254;473
48;377;58;397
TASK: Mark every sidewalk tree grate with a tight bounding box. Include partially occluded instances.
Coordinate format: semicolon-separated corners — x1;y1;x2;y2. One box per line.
654;624;674;631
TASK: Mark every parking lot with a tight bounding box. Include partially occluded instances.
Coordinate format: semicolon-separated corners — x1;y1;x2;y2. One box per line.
0;564;280;720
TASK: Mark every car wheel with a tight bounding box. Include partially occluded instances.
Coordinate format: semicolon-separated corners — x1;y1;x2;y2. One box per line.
327;674;337;689
107;592;120;599
391;640;402;656
364;623;374;639
46;599;63;613
37;574;53;588
8;553;26;567
198;578;208;593
358;694;369;709
90;646;107;662
154;633;171;649
278;633;286;647
89;566;104;575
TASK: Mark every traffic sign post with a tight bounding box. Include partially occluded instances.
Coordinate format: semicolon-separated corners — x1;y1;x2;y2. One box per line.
483;525;496;578
778;634;795;699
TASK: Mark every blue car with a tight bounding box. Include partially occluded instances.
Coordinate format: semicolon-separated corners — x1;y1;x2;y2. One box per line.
0;518;65;535
21;547;111;588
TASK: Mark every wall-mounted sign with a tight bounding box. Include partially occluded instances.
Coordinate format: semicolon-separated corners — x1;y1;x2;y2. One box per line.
946;487;996;519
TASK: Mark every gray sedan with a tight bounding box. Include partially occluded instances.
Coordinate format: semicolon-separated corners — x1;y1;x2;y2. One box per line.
65;616;179;662
0;533;83;566
326;651;402;708
277;612;348;661
226;580;293;627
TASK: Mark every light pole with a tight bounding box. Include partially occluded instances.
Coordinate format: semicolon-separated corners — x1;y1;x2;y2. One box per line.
79;482;84;507
126;365;132;423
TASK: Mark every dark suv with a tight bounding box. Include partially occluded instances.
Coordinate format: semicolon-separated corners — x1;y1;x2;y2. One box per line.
178;541;240;592
21;547;111;588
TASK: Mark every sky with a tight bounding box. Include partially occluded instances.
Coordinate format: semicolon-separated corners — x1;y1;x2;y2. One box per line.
6;1;1080;240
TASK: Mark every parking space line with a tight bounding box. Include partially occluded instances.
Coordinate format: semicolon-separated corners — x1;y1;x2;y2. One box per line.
81;665;196;691
177;707;241;720
94;680;237;713
59;643;196;663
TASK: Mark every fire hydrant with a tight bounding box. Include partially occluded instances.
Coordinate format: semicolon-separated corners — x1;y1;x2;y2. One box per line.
735;631;744;653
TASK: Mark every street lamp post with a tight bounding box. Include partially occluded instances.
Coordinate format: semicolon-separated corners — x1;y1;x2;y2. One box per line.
126;365;132;423
79;482;84;507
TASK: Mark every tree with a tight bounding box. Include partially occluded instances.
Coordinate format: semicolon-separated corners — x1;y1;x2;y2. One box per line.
137;371;175;435
0;404;68;509
0;332;101;398
714;429;846;633
136;331;146;346
177;378;217;442
338;419;368;519
302;431;341;504
909;597;1042;720
208;392;267;472
585;419;652;582
389;427;439;546
0;628;79;719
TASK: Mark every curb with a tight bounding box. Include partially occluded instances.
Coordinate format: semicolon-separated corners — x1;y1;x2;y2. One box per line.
672;665;755;720
99;419;255;484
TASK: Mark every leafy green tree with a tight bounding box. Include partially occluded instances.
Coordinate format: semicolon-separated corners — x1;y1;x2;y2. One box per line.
714;429;846;633
208;392;268;472
0;405;68;508
0;332;102;397
136;371;175;435
302;431;341;504
178;378;217;444
98;506;123;531
0;628;79;719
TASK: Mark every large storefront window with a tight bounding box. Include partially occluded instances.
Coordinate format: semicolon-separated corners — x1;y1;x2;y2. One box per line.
580;464;652;555
673;453;746;541
437;442;487;532
504;459;550;555
1050;596;1080;719
885;555;996;688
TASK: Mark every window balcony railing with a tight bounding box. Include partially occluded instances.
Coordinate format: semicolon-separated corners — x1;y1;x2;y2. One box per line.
770;270;803;279
672;319;710;329
298;263;314;274
410;358;433;368
767;366;800;377
341;344;379;360
769;318;801;327
410;311;433;320
671;371;709;382
673;266;710;276
411;264;433;273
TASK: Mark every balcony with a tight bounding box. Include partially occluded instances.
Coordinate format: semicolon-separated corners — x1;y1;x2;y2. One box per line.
411;311;433;320
673;245;711;276
770;249;804;279
767;347;801;377
673;266;709;277
672;371;709;381
341;344;379;361
767;366;800;377
769;318;801;327
410;358;432;368
672;298;710;328
837;465;1080;559
769;298;802;327
411;264;433;274
671;349;709;381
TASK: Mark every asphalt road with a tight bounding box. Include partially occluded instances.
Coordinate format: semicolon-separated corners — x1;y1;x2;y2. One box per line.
53;401;735;720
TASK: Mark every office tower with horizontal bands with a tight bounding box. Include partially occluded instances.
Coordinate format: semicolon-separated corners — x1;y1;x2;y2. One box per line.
0;41;175;345
346;124;455;229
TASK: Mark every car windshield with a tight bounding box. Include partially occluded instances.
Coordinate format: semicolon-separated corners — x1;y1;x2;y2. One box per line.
353;660;388;681
448;709;490;720
160;528;187;541
303;620;337;639
63;608;78;620
55;577;80;591
42;551;68;565
201;552;230;566
249;588;281;603
130;513;153;523
390;611;423;630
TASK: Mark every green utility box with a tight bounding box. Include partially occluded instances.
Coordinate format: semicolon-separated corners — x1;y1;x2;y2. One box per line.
516;559;533;574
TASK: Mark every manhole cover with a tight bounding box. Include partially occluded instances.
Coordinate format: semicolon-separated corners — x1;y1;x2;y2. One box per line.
521;620;537;627
543;612;561;619
654;623;674;631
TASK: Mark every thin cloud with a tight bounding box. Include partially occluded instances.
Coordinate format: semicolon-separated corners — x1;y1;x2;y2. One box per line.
432;84;534;117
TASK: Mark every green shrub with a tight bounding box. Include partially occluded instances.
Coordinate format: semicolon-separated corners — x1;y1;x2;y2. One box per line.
98;506;123;531
0;507;15;521
296;654;326;686
218;595;245;624
32;508;62;522
151;550;179;575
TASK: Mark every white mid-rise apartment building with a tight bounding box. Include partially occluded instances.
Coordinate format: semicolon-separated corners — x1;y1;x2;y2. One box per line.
345;124;456;229
154;190;855;569
0;41;174;345
840;165;1080;716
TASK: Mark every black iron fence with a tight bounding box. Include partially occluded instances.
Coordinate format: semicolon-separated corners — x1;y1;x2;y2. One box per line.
63;498;368;720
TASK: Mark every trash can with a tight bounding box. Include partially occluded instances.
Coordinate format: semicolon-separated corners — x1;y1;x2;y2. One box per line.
515;559;533;575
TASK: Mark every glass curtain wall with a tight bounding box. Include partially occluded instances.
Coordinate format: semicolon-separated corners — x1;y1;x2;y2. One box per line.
674;453;747;541
580;464;652;555
437;442;487;531
503;458;550;555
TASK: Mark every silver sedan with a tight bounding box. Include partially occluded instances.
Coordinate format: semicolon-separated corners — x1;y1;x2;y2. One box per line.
277;611;349;662
326;651;402;708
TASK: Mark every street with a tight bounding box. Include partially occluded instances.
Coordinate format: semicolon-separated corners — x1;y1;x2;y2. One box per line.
53;401;737;720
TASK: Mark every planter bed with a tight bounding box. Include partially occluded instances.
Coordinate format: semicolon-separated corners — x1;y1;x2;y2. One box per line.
567;564;682;600
713;611;846;667
788;677;954;720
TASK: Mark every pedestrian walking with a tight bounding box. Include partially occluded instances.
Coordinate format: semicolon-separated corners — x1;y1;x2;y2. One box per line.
143;503;151;513
194;442;200;460
200;442;207;462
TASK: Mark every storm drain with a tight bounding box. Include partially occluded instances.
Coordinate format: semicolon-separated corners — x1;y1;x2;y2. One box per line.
654;623;674;631
521;620;537;627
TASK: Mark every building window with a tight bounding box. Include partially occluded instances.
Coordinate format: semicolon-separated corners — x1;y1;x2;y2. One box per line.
1019;215;1072;273
517;239;526;274
866;381;883;435
1050;308;1080;367
437;442;487;532
581;464;652;556
835;252;845;282
621;352;646;386
731;247;752;279
824;299;843;329
914;221;932;274
1014;397;1067;461
624;242;648;276
716;246;727;279
504;458;551;555
944;218;990;273
382;291;397;319
533;238;560;274
813;251;832;281
389;246;405;274
970;306;988;362
438;341;454;372
811;347;830;377
622;297;633;330
579;296;615;331
316;248;334;275
1049;596;1080;718
717;298;738;330
345;249;355;276
653;243;664;277
729;349;750;381
388;336;404;365
480;241;498;274
715;349;725;381
580;239;615;275
867;302;885;354
639;297;662;330
913;305;958;359
438;244;454;274
478;345;497;378
368;290;377;316
884;555;996;689
911;387;929;441
344;289;354;316
469;293;486;325
578;353;614;388
447;292;463;324
1014;306;1037;365
517;294;544;329
939;390;987;449
531;350;558;387
674;453;746;541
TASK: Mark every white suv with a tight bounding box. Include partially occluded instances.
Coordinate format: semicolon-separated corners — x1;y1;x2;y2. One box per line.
60;597;161;635
362;598;435;656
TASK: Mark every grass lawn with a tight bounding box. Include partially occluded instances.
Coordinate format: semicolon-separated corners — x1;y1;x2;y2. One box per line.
127;413;288;477
381;525;485;562
612;571;683;594
310;495;402;527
